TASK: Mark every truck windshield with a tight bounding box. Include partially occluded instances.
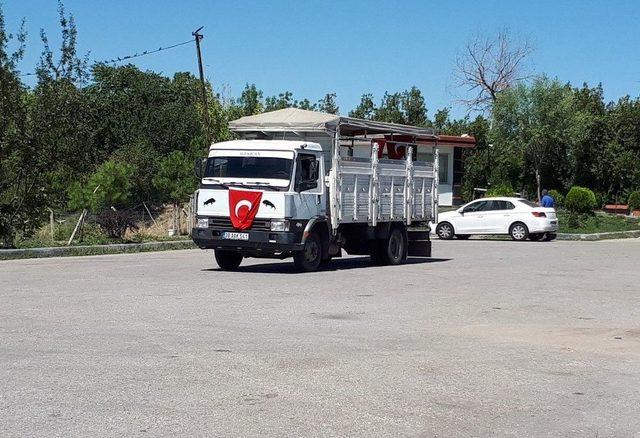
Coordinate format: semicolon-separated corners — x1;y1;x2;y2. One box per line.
203;156;293;184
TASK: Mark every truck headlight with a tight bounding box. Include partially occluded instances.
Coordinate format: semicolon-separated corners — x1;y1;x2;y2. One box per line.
270;219;289;232
197;218;209;228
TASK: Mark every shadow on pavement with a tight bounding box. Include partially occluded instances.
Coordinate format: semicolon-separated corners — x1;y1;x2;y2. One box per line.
202;256;452;274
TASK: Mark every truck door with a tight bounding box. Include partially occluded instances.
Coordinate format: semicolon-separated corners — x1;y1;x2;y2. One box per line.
293;153;325;218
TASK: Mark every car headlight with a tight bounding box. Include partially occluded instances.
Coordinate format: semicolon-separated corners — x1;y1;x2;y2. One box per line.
270;219;289;232
197;218;209;228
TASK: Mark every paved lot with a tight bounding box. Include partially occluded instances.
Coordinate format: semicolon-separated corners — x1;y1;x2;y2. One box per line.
1;239;639;437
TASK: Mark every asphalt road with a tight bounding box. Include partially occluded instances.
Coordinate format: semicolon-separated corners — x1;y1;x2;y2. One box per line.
1;239;639;437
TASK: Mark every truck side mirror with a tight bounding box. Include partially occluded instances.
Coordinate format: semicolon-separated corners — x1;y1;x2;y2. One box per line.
194;158;207;178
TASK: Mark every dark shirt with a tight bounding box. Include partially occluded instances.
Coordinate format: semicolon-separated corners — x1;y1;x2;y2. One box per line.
541;195;555;208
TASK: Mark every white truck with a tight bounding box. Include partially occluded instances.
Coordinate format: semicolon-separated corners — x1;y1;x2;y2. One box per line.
191;108;439;272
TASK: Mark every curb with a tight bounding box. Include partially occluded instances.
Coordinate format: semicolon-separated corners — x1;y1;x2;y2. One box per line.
427;230;640;241
556;230;640;241
0;240;197;261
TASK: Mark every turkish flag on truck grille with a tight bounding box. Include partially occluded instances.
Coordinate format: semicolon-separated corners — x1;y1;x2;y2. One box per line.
228;189;263;230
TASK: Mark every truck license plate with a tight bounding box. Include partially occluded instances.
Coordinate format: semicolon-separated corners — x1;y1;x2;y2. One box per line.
222;232;249;240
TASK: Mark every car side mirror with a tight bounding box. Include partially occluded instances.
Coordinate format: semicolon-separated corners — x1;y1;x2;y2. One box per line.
194;158;206;178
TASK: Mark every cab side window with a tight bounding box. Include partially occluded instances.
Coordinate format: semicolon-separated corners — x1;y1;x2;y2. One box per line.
295;154;319;192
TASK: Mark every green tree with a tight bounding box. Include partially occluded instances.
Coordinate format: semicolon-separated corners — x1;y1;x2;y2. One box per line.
375;92;405;124
153;151;197;234
317;92;339;114
36;1;88;84
237;83;263;116
403;86;427;126
68;160;136;212
492;77;578;201
349;93;375;120
264;91;295;111
295;98;316;111
0;7;33;247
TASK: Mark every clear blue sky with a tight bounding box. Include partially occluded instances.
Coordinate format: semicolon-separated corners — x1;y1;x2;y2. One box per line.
5;0;640;118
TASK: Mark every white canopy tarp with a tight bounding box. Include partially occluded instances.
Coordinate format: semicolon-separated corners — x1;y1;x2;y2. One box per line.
229;108;339;133
229;107;437;138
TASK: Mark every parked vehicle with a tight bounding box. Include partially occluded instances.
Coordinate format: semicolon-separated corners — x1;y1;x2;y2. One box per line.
435;197;558;241
191;108;439;272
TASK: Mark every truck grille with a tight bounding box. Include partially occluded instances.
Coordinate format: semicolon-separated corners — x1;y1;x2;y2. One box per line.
207;216;271;231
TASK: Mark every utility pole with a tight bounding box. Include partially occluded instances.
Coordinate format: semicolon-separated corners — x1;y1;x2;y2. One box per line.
192;26;211;149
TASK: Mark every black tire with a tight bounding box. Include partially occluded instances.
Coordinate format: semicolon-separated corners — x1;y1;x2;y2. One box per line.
456;234;471;240
436;222;455;240
378;226;407;266
544;233;557;241
294;231;322;272
509;222;529;241
528;233;544;241
214;250;243;270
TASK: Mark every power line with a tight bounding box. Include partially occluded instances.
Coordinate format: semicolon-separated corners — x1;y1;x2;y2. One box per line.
19;37;194;77
98;38;193;64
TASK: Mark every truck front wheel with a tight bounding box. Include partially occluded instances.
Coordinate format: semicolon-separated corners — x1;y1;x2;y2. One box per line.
214;250;243;271
294;231;322;272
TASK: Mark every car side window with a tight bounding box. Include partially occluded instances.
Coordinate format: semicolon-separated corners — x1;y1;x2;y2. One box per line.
484;201;499;211
503;201;515;210
464;200;487;213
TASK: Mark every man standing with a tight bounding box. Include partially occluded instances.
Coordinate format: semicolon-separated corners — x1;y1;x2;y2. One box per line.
540;189;555;208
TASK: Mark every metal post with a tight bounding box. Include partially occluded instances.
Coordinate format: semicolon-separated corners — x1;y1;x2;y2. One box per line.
192;27;211;150
405;146;413;224
370;142;379;226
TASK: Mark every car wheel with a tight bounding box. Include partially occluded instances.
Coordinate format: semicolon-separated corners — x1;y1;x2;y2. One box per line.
294;231;322;272
544;233;557;241
456;234;471;240
214;250;243;270
436;222;455;240
509;222;529;241
528;233;543;241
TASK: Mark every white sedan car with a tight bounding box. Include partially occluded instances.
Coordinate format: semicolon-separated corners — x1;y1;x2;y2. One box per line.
435;197;559;241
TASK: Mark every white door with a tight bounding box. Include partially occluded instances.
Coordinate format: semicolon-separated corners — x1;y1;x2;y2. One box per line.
481;200;513;233
292;152;325;219
456;200;490;233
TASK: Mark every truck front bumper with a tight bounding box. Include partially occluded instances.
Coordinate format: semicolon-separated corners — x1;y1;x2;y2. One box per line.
191;227;304;252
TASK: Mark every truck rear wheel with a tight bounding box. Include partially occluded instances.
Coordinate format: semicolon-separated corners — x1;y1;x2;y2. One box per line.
372;226;407;266
214;250;243;271
294;231;322;272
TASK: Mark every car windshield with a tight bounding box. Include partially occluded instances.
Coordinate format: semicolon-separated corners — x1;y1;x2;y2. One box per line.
204;156;293;186
518;199;538;208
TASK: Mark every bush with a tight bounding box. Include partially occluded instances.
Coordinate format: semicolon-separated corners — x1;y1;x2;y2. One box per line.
95;210;139;238
628;191;640;211
486;183;514;197
547;189;564;207
565;186;597;214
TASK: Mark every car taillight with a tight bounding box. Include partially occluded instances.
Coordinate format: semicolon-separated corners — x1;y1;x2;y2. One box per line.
532;212;546;218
